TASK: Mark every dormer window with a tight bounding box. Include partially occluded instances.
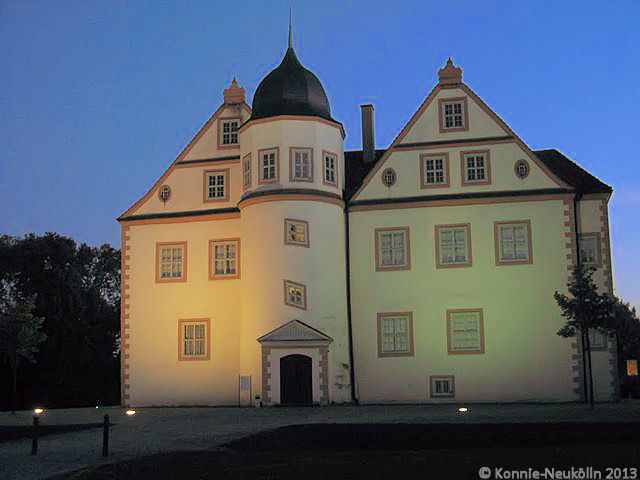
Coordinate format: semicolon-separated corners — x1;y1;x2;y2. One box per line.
219;118;240;147
438;97;468;132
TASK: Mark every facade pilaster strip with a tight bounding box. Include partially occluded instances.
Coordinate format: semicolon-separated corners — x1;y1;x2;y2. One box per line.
120;225;132;406
261;346;271;404
599;199;619;400
320;347;329;404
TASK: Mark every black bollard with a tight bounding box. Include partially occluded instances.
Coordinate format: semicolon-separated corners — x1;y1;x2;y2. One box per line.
102;414;109;457
31;416;39;456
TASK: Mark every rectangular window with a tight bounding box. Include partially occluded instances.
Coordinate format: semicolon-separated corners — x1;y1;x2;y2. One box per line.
589;329;607;351
284;218;309;247
377;312;414;357
219;118;240;146
420;153;450;188
579;233;602;267
461;150;491;185
323;151;338;187
242;153;251;190
258;148;279;183
156;242;187;282
374;227;411;272
203;169;229;202
438;97;468;132
178;318;210;361
430;375;455;398
284;279;307;310
494;220;533;265
209;239;240;279
435;224;472;268
289;147;313;182
447;309;485;354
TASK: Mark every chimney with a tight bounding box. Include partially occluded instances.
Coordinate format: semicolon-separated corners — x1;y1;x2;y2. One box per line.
361;104;375;163
224;78;245;105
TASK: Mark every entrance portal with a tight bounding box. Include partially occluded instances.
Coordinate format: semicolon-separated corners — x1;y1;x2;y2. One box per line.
280;354;312;405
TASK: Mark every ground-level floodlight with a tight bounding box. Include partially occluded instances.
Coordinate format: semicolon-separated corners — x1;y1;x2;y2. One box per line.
457;406;469;414
33;408;44;415
125;409;136;416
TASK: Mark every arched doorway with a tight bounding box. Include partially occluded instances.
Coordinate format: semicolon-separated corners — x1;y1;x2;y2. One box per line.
280;354;312;405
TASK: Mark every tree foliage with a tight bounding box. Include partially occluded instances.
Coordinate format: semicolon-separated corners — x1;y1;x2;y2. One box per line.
554;264;612;338
0;233;120;410
0;279;47;409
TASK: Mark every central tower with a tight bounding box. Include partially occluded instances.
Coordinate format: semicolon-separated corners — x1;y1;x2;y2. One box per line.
237;37;350;405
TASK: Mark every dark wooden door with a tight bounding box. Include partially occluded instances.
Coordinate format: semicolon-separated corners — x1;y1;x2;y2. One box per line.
280;354;312;405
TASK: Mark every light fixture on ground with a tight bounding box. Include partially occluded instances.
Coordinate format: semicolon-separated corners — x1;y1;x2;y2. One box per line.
33;408;44;415
125;409;136;416
457;407;469;414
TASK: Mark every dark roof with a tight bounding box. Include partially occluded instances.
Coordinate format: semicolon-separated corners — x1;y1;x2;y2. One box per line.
344;149;386;199
250;47;333;122
534;149;612;194
343;148;611;201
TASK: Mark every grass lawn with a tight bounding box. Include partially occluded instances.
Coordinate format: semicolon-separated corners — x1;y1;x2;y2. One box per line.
69;423;640;479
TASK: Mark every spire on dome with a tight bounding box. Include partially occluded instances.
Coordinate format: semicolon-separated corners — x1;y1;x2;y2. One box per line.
438;58;463;86
288;8;292;49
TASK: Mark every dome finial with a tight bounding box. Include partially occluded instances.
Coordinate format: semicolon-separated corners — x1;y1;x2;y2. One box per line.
288;7;292;49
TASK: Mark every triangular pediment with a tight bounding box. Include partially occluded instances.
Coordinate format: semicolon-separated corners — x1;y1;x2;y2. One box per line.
257;320;333;344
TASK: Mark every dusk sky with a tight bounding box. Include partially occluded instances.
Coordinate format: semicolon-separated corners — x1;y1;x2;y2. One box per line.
1;1;638;308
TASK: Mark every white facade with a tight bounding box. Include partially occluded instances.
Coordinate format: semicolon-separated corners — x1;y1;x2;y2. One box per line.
118;56;617;406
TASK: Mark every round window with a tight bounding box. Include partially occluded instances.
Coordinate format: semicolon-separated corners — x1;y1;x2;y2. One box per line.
514;160;530;179
158;185;172;202
381;168;397;188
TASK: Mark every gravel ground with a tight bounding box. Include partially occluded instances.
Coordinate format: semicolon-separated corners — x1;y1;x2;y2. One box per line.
1;401;639;480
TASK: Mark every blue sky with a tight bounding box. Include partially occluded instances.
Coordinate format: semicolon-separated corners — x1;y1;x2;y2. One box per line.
1;0;638;307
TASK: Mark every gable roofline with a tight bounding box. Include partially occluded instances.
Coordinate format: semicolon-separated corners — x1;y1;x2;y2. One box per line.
257;319;333;343
350;81;571;201
118;101;251;220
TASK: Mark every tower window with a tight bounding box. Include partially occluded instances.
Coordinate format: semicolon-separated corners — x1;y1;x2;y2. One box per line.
284;280;307;310
289;147;313;182
259;148;279;184
323;151;338;187
242;153;251;190
284;219;309;247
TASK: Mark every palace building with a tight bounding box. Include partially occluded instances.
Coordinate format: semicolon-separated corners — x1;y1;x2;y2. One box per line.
118;36;616;406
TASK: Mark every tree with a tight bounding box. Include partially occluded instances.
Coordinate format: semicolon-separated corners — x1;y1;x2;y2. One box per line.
0;279;47;410
0;233;120;410
554;263;612;409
